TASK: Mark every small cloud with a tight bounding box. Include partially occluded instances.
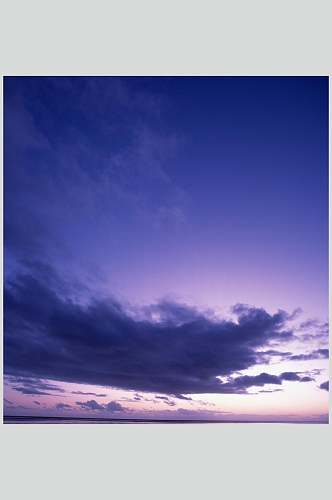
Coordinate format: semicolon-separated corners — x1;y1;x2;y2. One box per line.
76;400;104;410
319;381;329;391
173;394;192;401
258;389;283;393
154;395;176;406
13;387;53;395
71;391;106;397
56;403;72;410
34;401;41;405
105;401;126;412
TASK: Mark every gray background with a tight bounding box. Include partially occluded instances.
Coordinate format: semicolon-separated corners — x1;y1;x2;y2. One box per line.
0;1;331;499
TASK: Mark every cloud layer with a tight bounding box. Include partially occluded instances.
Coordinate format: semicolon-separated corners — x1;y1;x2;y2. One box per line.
4;266;322;396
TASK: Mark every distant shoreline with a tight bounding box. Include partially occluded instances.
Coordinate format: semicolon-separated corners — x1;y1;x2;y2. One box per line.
3;415;327;424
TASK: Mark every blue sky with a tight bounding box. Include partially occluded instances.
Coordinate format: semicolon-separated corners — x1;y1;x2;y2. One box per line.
4;77;329;421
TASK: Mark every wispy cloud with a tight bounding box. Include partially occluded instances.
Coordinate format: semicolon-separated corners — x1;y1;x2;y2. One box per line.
71;391;107;397
6;376;65;396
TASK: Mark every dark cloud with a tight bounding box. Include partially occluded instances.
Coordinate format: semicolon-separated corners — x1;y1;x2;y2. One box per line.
230;373;282;389
76;400;104;410
280;372;301;381
319;381;329;391
221;371;313;392
13;387;53;396
56;403;71;410
256;348;328;364
6;376;65;396
71;391;107;397
279;372;313;383
258;349;292;358
173;394;192;401
75;399;126;412
105;401;126;412
299;376;314;382
4;269;314;396
288;349;328;361
34;401;41;405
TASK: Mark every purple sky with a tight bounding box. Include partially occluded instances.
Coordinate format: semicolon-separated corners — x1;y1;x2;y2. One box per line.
4;77;329;422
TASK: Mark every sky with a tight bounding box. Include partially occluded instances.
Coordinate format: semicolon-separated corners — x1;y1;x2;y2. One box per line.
3;76;329;422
